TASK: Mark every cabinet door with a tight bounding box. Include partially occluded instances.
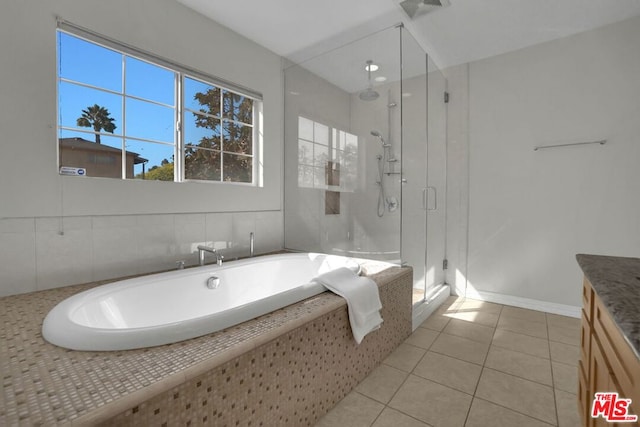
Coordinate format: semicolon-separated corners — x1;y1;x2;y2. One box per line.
579;313;591;424
588;339;636;427
589;339;611;427
578;359;589;425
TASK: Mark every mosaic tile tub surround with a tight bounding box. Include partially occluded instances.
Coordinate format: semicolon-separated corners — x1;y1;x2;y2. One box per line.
0;262;412;426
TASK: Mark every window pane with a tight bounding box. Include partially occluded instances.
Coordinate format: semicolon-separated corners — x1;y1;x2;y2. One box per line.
222;121;252;155
184;77;220;116
185;148;220;181
298;165;314;188
59;82;122;135
331;148;343;163
337;130;347;150
125;97;174;143
314;122;329;145
59;131;123;178
223;153;252;183
58;32;122;92
299;116;313;141
127;140;174;181
184;113;220;150
298;140;313;166
346;132;358;151
314;143;328;168
313;167;327;189
126;57;175;105
223;91;253;125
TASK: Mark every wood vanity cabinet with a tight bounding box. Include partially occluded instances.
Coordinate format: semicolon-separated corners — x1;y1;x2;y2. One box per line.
579;278;640;427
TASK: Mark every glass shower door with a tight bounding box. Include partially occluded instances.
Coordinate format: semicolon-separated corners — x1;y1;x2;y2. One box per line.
400;28;448;304
400;28;428;303
425;58;448;298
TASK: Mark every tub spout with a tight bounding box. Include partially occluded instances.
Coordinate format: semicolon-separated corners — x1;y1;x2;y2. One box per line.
197;245;224;266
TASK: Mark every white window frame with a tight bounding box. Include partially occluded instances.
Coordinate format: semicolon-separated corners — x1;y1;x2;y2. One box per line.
56;20;263;186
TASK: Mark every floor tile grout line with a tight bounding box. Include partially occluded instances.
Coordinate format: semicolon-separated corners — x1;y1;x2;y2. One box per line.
547;316;562;427
426;348;486;367
494;325;549;340
475;303;563;426
462;303;502;426
477;368;561;425
469;396;558;427
433;330;495;347
350;390;386;427
381;328;440;402
485;345;560;388
374;341;436;427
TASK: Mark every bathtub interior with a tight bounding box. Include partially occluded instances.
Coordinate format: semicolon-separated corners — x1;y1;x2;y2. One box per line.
63;253;360;330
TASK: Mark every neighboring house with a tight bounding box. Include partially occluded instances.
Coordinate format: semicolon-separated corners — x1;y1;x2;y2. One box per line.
59;137;147;178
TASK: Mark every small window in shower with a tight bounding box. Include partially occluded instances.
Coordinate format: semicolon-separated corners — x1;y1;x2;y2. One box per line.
297;116;357;192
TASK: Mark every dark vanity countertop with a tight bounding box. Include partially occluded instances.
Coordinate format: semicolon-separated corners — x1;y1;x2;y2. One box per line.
576;254;640;359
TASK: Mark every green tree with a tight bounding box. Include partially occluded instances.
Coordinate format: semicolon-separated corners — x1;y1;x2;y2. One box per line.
135;158;174;181
76;104;117;144
186;88;253;182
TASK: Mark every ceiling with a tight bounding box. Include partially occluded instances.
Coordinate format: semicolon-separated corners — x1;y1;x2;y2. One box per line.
176;0;640;69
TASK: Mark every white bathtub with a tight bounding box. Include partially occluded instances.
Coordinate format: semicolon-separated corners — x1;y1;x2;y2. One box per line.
42;253;360;351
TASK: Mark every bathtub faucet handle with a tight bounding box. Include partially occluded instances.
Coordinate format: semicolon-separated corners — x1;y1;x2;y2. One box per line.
197;245;223;266
249;232;254;258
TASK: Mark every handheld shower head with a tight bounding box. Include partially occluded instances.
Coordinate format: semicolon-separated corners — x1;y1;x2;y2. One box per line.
371;130;391;147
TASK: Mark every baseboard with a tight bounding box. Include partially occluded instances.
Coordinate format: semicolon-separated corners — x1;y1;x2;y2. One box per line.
465;289;581;318
412;284;451;330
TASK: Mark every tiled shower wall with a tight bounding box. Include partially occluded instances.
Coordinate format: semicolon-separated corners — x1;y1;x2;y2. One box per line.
0;211;283;297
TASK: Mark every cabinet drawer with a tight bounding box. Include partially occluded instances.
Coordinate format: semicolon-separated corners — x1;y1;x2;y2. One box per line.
592;298;640;406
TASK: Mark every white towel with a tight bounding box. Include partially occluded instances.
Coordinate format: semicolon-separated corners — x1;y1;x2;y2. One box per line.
313;267;383;344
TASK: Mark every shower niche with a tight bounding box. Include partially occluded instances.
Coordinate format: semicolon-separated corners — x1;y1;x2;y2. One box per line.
284;24;448;307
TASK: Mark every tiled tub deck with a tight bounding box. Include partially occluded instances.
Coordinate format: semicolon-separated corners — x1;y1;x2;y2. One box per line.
0;263;412;426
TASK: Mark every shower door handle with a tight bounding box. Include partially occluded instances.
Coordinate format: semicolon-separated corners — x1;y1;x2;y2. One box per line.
422;188;427;210
426;186;437;211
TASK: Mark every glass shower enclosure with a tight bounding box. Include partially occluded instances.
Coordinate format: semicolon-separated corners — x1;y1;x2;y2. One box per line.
283;25;448;314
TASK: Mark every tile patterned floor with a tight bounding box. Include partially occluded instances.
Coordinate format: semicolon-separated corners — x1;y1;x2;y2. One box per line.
316;297;582;427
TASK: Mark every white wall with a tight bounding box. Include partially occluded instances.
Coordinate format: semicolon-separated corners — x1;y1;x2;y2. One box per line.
465;16;640;308
0;0;284;296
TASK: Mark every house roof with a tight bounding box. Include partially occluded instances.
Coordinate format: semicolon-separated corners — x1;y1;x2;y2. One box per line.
59;137;148;164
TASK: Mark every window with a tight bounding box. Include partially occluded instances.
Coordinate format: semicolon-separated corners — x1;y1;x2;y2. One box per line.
57;25;261;184
297;116;357;191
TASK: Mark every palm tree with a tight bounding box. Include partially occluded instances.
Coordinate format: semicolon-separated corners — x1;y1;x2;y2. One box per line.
76;104;117;144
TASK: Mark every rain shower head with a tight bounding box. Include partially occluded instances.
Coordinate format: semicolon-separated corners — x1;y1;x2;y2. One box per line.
359;88;380;101
359;60;379;101
399;0;450;19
